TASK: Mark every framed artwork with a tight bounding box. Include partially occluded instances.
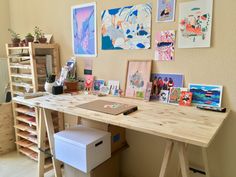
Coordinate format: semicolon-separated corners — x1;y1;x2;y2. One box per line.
101;3;152;50
107;80;120;95
179;91;193;106
189;84;223;107
71;2;97;57
178;0;213;48
94;80;105;91
151;73;184;100
159;90;169;103
168;87;187;105
155;30;175;61
125;60;152;99
157;0;176;22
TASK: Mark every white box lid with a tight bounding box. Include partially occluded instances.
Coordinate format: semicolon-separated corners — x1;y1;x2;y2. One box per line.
54;125;110;149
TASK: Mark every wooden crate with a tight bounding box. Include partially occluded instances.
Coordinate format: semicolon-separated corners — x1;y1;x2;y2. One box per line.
0;102;16;154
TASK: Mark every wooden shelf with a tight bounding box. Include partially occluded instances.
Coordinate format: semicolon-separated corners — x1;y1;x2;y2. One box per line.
10;64;31;69
15;107;36;117
16;139;34;148
12;82;33;89
8;56;31;59
16;115;37;126
15;123;37;135
19;147;38;161
7;46;29;50
17;131;38;144
11;73;32;79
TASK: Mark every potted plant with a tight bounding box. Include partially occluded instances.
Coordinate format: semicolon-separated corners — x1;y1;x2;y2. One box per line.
44;74;56;93
34;26;47;43
64;76;78;93
25;33;34;45
8;28;21;47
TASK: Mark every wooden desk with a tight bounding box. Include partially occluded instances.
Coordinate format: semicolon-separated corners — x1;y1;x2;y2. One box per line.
13;94;230;177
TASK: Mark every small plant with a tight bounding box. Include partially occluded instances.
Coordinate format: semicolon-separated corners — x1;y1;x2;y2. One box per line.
8;28;20;40
26;33;34;38
34;26;44;40
46;74;56;83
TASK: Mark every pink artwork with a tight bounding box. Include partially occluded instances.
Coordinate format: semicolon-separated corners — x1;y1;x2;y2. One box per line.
84;75;94;92
155;30;175;61
125;60;152;99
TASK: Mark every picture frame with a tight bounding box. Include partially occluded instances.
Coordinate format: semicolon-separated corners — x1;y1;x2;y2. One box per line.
189;84;223;107
156;0;176;22
71;2;97;57
125;60;152;99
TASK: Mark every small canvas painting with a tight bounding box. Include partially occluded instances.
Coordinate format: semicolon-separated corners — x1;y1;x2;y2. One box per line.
157;0;176;22
155;30;175;61
151;73;184;100
179;91;193;106
94;80;105;91
71;3;97;57
168;87;187;104
108;80;120;95
99;86;110;95
125;61;152;99
101;3;152;50
189;84;223;107
144;82;153;101
178;0;213;48
159;90;169;103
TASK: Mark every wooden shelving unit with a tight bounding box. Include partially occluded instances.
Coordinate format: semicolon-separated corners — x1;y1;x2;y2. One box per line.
6;43;64;170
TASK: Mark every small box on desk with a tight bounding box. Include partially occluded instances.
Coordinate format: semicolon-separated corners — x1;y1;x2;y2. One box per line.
80;118;127;153
54;125;111;173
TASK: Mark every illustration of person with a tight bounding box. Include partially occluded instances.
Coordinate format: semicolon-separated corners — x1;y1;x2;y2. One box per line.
157;77;164;95
163;77;168;90
152;76;158;95
167;78;174;90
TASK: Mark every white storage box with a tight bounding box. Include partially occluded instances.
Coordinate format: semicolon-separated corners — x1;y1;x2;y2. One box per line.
54;125;111;173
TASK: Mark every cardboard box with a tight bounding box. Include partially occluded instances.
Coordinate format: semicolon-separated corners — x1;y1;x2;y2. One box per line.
64;153;120;177
80;118;127;153
54;125;111;173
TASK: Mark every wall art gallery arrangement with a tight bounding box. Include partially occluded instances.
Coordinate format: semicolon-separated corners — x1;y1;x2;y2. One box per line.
70;0;221;108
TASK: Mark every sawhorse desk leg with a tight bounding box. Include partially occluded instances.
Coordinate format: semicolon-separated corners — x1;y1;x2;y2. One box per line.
159;140;190;177
159;140;211;177
38;108;62;177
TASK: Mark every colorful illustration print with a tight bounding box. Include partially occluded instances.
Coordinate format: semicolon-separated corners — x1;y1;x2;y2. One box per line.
125;61;152;99
107;80;120;95
157;0;176;22
155;30;175;61
101;3;152;50
72;3;96;56
159;90;169;103
151;73;184;100
178;0;213;48
168;87;181;104
93;80;105;91
189;84;223;107
179;91;193;106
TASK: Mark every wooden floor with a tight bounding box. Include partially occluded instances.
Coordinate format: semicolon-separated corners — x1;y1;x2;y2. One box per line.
0;151;204;177
0;151;54;177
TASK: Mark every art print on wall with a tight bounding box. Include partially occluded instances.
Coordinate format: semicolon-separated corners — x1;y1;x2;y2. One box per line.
101;3;152;50
71;3;97;57
151;73;184;100
189;84;223;107
157;0;176;22
125;60;152;99
178;0;213;48
155;30;175;61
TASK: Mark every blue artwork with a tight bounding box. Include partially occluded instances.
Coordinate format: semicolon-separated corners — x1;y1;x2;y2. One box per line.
189;84;223;107
157;0;176;22
151;73;184;100
94;80;105;91
72;3;97;57
101;3;152;50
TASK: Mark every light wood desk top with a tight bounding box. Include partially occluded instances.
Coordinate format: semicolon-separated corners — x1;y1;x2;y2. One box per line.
13;94;230;147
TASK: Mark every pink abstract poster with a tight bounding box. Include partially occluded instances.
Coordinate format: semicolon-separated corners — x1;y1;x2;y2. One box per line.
155;30;175;61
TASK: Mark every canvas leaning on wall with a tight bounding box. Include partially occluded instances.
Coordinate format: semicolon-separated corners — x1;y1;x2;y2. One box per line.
71;2;97;57
101;3;152;50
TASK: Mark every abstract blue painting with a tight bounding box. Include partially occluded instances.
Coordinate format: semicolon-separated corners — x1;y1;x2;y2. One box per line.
189;84;223;107
71;3;97;57
101;3;152;50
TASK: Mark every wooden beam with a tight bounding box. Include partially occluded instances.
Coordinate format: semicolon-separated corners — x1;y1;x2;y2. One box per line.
43;108;62;177
159;140;174;177
177;142;190;177
202;147;211;177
